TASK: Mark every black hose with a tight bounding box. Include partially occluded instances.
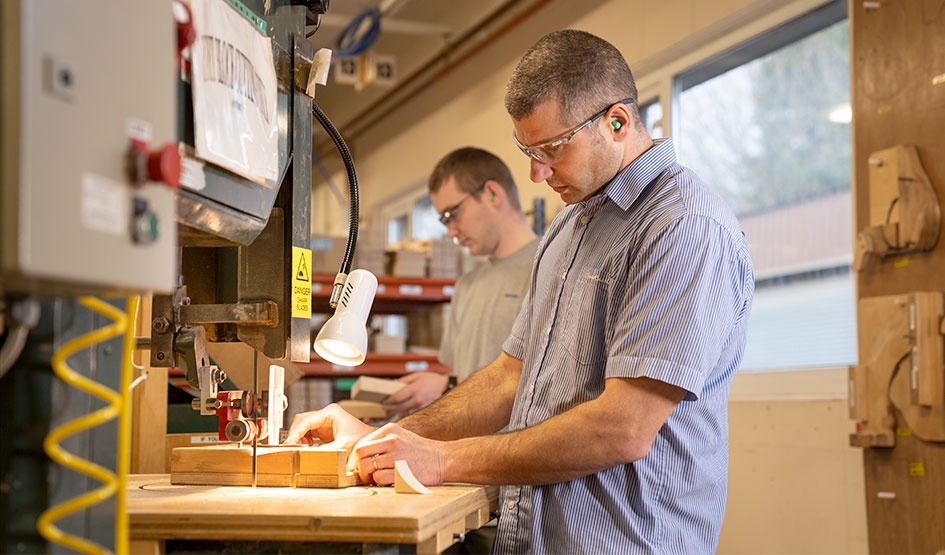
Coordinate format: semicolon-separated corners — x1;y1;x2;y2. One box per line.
312;101;358;275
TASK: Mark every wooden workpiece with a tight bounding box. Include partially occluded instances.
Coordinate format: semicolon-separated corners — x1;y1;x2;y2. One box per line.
127;474;498;554
170;444;361;488
338;399;390;420
351;375;405;402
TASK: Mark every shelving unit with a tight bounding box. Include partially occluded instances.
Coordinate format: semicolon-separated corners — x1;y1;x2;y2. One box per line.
296;353;450;377
310;273;454;377
311;273;454;314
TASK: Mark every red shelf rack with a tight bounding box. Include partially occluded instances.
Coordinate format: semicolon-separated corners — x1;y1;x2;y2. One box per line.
296;353;449;377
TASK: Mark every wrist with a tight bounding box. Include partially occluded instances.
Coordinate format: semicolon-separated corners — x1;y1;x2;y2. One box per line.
441;438;463;483
443;375;457;393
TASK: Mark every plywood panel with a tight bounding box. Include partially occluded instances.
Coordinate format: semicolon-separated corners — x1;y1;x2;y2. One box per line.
852;1;945;552
720;398;868;554
127;474;499;546
132;296;168;474
853;1;945;297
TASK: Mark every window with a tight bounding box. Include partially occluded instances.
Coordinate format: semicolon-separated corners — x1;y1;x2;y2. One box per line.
674;1;854;371
412;195;446;240
387;214;408;244
639;98;663;138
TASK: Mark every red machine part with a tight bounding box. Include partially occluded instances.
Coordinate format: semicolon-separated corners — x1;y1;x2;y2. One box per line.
216;390;268;443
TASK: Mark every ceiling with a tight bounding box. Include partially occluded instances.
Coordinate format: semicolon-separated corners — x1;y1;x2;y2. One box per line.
303;0;515;136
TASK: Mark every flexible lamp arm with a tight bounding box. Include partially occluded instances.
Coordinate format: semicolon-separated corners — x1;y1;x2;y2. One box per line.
312;101;358;308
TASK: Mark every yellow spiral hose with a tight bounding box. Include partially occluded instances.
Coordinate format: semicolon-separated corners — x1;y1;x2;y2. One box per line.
37;296;138;555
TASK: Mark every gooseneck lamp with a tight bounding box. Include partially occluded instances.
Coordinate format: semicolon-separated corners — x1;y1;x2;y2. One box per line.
313;269;378;365
311;101;377;365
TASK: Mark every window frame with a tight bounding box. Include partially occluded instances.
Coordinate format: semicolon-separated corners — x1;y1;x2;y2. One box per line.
630;0;853;374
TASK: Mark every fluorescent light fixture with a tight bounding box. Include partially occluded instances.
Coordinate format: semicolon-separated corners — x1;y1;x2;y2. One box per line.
313;269;378;366
828;103;851;123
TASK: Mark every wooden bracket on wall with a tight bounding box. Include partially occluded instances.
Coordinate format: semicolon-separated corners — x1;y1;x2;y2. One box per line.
853;145;941;272
850;292;945;447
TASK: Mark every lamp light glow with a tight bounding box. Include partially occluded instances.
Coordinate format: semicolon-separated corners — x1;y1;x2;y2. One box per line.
313;269;377;366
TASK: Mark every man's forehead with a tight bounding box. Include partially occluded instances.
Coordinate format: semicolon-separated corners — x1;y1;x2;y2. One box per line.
512;99;569;145
431;176;463;207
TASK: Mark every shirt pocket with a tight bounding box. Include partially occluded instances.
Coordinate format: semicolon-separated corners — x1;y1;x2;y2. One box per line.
560;267;612;365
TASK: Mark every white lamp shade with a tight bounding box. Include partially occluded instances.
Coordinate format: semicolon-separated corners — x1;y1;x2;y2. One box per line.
313;269;377;366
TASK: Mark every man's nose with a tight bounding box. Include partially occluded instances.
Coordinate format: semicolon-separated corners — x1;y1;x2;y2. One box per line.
530;158;553;183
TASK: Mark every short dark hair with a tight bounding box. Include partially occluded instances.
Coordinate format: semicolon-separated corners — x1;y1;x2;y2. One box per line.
428;147;522;211
505;30;640;128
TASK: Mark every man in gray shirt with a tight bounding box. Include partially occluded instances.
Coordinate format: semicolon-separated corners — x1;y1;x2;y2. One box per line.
382;147;539;415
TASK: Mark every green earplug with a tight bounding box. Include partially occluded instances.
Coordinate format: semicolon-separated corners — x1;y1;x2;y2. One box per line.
612;120;621;130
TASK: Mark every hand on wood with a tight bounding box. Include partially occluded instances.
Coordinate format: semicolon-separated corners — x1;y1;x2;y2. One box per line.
283;403;374;452
381;372;449;416
348;423;447;487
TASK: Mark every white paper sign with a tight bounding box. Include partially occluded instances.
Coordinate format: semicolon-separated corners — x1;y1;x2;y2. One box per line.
81;173;128;236
190;0;278;184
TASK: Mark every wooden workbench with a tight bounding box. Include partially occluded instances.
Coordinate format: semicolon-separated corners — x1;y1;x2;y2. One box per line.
127;474;498;554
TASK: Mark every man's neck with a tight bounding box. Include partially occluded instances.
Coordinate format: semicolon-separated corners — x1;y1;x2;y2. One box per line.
490;217;537;261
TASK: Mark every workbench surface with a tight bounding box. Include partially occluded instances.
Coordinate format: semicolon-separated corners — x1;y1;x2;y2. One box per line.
127;474;499;552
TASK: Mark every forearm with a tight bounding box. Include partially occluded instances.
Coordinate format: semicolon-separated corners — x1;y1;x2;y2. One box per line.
440;377;685;485
399;352;522;440
441;394;633;485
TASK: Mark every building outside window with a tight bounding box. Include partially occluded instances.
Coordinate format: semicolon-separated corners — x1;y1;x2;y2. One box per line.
673;1;854;371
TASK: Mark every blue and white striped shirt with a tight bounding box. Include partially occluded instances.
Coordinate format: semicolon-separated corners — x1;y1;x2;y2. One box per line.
495;138;754;554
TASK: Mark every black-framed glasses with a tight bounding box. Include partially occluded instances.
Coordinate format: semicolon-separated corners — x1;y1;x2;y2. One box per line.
438;179;489;226
512;97;635;163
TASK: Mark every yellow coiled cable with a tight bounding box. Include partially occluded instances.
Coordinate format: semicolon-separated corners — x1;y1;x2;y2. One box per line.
37;296;138;555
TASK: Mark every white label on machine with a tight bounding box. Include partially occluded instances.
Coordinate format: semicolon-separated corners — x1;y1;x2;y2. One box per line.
190;435;223;444
125;117;153;144
80;173;127;236
179;156;207;191
190;0;278;185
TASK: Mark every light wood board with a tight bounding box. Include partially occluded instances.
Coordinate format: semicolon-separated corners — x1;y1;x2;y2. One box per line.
852;1;945;552
128;474;499;553
170;444;361;488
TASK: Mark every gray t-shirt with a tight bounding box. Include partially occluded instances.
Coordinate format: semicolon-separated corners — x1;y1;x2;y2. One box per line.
439;238;539;379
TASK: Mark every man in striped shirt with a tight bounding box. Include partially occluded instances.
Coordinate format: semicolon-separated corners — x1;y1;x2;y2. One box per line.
287;29;754;553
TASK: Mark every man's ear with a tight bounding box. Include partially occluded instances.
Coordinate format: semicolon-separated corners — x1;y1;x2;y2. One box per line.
483;180;501;205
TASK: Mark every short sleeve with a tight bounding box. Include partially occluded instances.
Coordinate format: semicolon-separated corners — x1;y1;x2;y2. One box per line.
605;215;750;401
501;283;533;361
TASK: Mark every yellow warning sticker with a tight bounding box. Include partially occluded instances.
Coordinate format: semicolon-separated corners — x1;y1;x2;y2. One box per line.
292;246;312;319
909;463;925;477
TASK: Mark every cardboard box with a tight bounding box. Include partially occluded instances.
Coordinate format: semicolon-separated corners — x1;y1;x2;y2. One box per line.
386;249;426;277
406;303;449;348
311;235;347;275
373;333;406;354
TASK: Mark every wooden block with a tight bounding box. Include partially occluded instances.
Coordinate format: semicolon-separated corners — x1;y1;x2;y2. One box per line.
169;444;360;489
849;365;868;421
298;448;346;475
170;472;293;487
295;473;362;488
170;444;298;476
913;291;944;408
867;146;901;227
337;399;389;420
351;376;405;403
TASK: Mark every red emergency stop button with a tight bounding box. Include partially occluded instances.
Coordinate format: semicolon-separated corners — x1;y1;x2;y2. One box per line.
147;143;181;189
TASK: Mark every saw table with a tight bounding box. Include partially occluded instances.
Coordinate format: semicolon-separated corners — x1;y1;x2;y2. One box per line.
127;474;499;554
